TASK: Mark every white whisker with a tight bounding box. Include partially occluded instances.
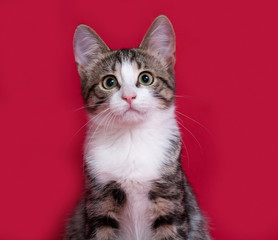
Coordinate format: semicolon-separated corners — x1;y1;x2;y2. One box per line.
103;112;115;136
84;108;112;153
176;110;211;135
72;118;92;138
92;108;110;122
176;117;203;152
73;105;88;112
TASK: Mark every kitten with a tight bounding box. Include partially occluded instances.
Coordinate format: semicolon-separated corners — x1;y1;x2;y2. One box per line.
65;15;211;240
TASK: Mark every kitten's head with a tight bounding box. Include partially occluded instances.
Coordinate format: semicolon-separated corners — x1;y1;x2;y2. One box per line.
73;15;176;126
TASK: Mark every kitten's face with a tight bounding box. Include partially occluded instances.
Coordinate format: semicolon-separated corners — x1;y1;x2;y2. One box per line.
73;16;176;126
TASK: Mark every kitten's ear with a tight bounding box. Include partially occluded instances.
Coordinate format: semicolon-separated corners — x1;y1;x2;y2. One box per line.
139;15;176;66
73;25;110;68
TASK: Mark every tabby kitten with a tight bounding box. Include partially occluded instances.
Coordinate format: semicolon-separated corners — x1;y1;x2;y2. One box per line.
65;15;211;240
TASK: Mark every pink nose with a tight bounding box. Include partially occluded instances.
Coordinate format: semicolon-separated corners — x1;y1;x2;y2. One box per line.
122;95;136;105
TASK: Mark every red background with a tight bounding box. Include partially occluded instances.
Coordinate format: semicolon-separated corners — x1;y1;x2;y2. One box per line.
1;0;278;239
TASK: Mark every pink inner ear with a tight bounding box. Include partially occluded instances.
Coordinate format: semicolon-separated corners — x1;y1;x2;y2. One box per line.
140;16;176;65
74;32;100;67
74;42;89;67
74;25;109;67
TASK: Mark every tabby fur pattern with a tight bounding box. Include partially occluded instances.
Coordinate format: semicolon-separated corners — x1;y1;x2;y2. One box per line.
64;15;211;240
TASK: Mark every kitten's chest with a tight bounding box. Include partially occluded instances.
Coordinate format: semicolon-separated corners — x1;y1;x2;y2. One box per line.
118;180;153;240
86;128;168;182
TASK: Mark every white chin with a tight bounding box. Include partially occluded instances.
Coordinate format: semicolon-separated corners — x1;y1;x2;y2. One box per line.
117;109;147;124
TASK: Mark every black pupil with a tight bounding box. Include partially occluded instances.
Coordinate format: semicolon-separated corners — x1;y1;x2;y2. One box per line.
106;78;115;87
141;74;150;83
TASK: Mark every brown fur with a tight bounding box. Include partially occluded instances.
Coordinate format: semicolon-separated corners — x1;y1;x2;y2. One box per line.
79;48;175;114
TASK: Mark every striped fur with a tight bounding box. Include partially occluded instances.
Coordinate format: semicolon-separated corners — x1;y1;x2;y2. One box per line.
64;15;211;240
82;48;175;115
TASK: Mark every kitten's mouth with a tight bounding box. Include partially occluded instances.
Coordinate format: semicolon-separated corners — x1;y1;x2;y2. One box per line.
125;104;148;116
116;105;147;124
124;106;140;114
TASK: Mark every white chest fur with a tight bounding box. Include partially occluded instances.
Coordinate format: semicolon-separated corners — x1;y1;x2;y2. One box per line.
118;179;153;240
87;127;165;182
84;107;179;239
85;107;179;182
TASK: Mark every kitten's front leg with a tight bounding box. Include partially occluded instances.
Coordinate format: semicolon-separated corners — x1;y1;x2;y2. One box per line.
85;181;126;240
149;181;189;240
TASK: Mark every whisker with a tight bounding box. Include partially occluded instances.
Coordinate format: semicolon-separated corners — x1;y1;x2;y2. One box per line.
74;102;110;113
107;113;117;130
72;118;92;137
176;118;203;152
85;111;112;153
104;112;115;136
182;139;190;169
84;108;112;152
175;95;190;99
73;105;88;112
92;108;111;123
72;109;110;139
176;129;190;169
91;110;113;138
176;110;211;135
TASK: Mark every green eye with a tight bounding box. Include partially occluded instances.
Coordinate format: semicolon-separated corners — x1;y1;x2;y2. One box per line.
102;75;118;89
138;72;153;86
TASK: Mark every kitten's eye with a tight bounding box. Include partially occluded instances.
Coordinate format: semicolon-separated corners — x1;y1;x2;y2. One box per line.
138;72;153;86
102;76;118;90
